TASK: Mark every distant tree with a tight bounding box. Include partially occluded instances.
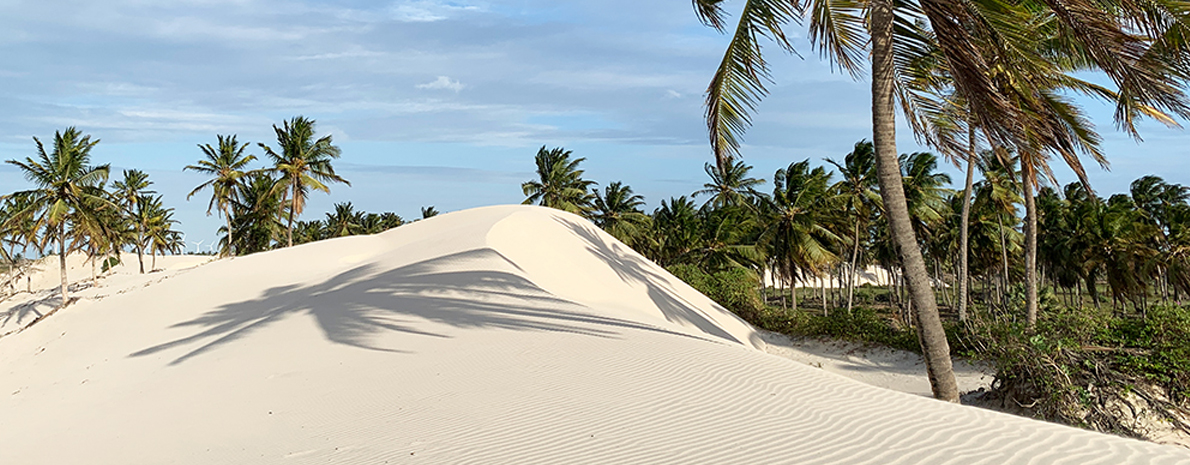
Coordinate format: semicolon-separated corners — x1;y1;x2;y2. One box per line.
258;117;348;248
325;202;364;238
420;206;439;219
186;134;256;256
591;181;652;248
226;173;284;255
521;146;596;215
111;169;155;272
693;160;765;209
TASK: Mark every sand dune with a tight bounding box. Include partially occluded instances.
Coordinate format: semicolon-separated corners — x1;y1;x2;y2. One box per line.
1;205;1187;464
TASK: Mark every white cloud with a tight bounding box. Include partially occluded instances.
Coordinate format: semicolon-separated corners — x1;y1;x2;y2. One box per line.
665;89;682;99
416;76;465;92
389;1;481;22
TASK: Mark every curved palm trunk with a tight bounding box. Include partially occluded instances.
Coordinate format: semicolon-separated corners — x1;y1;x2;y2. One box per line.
871;0;959;402
1023;161;1038;327
959;144;976;323
58;224;69;308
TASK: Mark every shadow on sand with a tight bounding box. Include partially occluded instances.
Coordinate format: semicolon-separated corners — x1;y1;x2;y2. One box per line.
550;215;746;346
132;248;706;365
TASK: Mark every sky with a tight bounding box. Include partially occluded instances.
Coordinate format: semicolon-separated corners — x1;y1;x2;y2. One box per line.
1;0;1187;251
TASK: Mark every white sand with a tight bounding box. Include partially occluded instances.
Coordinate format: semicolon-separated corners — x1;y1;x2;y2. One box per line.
760;331;994;397
1;205;1187;464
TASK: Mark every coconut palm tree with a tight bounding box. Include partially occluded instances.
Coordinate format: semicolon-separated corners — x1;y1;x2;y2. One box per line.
693;0;1190;402
226;172;285;255
187;134;256;256
4;128;111;307
420;206;439;219
591;181;652;248
325;202;363;238
142;196;181;270
826;141;881;313
693;160;765;209
759;160;840;313
652;196;702;266
111;169;155;272
258;117;349;248
521;146;596;215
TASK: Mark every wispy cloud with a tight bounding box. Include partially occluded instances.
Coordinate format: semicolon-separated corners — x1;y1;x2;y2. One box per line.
389;1;482;22
416;76;466;92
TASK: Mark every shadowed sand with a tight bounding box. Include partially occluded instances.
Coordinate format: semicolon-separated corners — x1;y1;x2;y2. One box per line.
0;205;1187;464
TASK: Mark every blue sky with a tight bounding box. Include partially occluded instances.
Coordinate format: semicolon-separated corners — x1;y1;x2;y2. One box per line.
1;0;1186;250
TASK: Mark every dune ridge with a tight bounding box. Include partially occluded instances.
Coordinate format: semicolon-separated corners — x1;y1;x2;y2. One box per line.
0;205;1186;464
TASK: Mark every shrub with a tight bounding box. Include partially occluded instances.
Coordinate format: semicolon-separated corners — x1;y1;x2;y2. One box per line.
667;264;763;320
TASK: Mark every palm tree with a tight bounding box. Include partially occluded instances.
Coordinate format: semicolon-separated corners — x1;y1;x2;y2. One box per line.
4;128;111;307
521;146;596;215
826;141;881;313
111;169;155;272
325;202;363;238
694;0;1190;402
226;173;285;255
258;117;349;248
760;160;840;313
186;134;256;256
693;161;765;209
652;196;702;266
142;196;181;270
420;206;439;219
591;181;652;248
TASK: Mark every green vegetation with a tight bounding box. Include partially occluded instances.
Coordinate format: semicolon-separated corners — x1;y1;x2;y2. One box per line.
519;140;1190;440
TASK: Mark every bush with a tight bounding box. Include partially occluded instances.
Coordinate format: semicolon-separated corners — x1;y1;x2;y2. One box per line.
965;305;1190;436
667;264;763;320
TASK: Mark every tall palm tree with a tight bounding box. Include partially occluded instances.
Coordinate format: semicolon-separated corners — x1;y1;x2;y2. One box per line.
111;169;155;272
521;146;596;215
760;160;840;313
142;196;180;270
186;135;256;256
826;141;881;313
4;128;111;307
694;0;1190;402
258;117;349;248
591;181;652;248
693;160;765;209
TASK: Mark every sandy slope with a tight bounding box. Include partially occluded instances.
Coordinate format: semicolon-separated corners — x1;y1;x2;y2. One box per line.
0;205;1187;464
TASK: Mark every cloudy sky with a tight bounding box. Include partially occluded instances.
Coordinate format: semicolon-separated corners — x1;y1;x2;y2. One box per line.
1;0;1186;249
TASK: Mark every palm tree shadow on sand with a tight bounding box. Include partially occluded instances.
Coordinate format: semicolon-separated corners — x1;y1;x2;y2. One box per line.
132;248;701;365
550;216;747;346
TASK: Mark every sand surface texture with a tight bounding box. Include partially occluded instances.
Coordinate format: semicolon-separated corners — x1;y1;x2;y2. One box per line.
1;205;1187;464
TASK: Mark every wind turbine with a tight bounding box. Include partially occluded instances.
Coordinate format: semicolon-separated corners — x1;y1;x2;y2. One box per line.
191;240;204;255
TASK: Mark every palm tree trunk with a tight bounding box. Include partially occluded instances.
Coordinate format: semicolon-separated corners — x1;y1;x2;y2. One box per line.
224;204;234;257
58;224;69;308
137;223;145;274
871;0;959;402
1022;161;1039;327
997;213;1010;308
821;274;828;316
847;229;856;313
958;135;976;323
287;180;297;247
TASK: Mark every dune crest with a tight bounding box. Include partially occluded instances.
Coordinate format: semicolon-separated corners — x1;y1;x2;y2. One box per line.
0;205;1186;464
